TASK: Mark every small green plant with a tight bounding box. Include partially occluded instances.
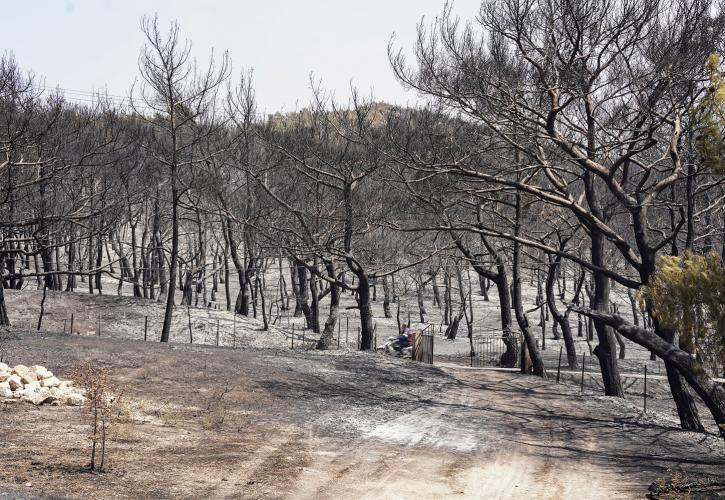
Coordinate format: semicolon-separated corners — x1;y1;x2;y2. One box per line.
638;251;725;376
70;360;125;472
693;53;725;175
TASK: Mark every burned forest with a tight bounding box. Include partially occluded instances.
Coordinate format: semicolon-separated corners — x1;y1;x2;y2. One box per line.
1;1;724;498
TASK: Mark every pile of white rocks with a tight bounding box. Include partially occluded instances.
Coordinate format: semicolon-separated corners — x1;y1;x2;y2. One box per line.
0;363;86;406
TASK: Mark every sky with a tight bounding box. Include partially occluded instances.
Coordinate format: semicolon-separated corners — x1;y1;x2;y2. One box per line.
2;0;481;115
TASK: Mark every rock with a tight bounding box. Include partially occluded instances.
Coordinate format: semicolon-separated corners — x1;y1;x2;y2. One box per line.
7;374;23;391
24;381;40;391
62;393;86;406
40;376;60;388
12;365;29;377
0;385;12;398
30;365;51;379
20;372;38;385
21;387;37;398
0;372;9;382
0;362;8;372
22;392;55;406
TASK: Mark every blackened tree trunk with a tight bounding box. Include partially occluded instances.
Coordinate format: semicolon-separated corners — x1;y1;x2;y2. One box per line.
382;275;392;318
289;260;303;317
590;230;623;396
130;220;143;298
225;217;249;316
309;260;320;333
546;253;577;369
453;233;517;367
65;229;77;292
583;310;724;440
316;259;340;350
160;165;179;343
512;191;544;377
294;259;314;329
0;283;9;326
355;270;373;350
634;215;705;431
431;273;442;307
416;279;427;323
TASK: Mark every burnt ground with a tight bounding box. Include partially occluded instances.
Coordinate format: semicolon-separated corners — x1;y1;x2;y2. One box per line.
0;330;723;499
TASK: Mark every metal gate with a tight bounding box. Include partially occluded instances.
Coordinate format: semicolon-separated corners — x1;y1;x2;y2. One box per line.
472;332;522;368
412;325;434;364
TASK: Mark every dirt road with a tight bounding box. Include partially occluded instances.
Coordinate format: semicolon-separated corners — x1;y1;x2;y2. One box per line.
0;331;722;499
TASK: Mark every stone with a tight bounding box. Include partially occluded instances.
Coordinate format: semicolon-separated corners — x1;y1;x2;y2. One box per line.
20;372;38;385
40;376;60;388
0;362;8;372
12;365;29;377
0;372;9;382
62;393;86;406
0;385;12;398
22;393;55;406
24;381;40;391
21;387;39;398
7;374;23;391
30;366;51;379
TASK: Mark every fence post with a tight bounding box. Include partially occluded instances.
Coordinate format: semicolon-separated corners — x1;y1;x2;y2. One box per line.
556;346;563;384
431;331;434;364
540;307;546;350
144;316;148;341
216;319;220;346
580;352;586;392
98;312;101;336
346;317;349;346
644;364;648;413
63;319;67;334
291;324;295;350
357;326;361;350
233;313;236;347
70;313;74;335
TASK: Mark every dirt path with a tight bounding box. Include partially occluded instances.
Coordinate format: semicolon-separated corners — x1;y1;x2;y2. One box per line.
0;331;722;499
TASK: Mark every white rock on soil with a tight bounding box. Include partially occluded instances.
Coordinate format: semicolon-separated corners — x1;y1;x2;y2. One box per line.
31;366;51;379
2;362;85;406
7;374;23;391
12;365;29;377
49;386;61;397
22;393;55;406
21;387;40;398
61;393;86;406
40;376;61;388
